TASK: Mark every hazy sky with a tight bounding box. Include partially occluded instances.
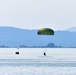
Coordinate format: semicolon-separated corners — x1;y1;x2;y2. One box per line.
0;0;76;30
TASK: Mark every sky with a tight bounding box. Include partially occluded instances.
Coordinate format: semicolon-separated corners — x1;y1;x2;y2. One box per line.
0;0;76;30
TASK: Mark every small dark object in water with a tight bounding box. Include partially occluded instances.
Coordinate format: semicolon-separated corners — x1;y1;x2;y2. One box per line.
15;52;19;54
44;52;46;56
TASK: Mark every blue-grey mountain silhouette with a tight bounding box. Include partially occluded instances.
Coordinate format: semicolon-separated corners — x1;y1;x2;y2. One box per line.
0;26;76;48
47;43;55;48
65;27;76;32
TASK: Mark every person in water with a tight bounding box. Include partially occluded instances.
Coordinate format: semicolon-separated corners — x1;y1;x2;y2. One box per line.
44;52;46;56
15;51;19;54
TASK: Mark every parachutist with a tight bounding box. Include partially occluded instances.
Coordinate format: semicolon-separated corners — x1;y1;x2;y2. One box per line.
37;28;54;57
44;52;46;56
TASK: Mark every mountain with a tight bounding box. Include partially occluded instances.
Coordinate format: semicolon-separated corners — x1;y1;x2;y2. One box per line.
65;27;76;32
0;26;76;48
0;26;38;47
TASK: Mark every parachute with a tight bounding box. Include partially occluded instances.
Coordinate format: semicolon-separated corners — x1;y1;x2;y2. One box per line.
37;28;54;35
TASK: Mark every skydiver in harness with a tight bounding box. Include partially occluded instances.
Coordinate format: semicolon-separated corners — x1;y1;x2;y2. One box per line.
44;52;46;56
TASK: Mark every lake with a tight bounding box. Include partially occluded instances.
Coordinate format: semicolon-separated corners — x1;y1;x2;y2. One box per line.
0;48;76;75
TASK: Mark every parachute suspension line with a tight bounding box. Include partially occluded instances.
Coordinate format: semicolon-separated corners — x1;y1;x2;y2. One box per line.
42;36;47;56
38;35;46;56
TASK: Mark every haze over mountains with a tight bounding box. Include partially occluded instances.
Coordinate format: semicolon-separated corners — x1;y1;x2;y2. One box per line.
0;26;76;48
65;27;76;32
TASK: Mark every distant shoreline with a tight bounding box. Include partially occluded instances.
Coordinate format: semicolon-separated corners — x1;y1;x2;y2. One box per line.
0;45;76;48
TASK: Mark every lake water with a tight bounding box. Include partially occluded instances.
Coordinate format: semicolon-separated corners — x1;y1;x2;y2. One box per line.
0;48;76;75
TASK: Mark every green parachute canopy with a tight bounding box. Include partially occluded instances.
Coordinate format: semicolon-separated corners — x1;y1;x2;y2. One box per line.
37;28;54;35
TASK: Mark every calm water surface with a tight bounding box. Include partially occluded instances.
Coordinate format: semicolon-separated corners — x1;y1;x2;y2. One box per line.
0;48;76;75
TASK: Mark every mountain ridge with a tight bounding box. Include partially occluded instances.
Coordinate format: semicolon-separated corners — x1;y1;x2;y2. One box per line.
65;27;76;32
0;26;76;48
